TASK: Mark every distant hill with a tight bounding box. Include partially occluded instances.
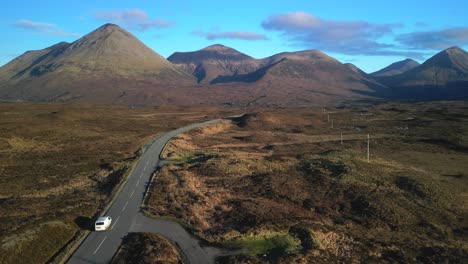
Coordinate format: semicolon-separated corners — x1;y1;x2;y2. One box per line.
210;50;386;105
380;47;468;87
370;59;420;77
0;23;193;103
167;46;387;105
376;47;468;100
167;44;259;84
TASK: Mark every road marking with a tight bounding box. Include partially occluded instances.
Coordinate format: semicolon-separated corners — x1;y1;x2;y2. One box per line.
136;180;140;186
111;216;120;229
130;189;135;198
93;236;107;255
122;201;128;212
140;172;143;179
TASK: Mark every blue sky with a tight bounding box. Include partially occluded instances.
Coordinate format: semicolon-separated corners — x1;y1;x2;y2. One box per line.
1;0;467;72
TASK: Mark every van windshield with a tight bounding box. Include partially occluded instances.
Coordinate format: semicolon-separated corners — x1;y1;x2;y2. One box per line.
96;222;104;225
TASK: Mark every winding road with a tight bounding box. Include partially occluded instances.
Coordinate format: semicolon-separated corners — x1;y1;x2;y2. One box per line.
67;118;225;264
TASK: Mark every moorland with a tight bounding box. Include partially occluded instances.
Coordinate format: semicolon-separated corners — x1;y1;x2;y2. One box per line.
145;101;468;263
0;103;232;264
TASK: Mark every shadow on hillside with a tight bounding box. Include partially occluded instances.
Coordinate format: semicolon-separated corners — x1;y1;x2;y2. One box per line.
352;80;468;102
210;59;285;84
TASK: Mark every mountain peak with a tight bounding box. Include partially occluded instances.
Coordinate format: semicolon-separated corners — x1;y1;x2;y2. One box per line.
96;23;121;30
64;23;155;60
202;44;231;51
200;44;252;59
2;23;188;81
370;58;420;77
167;44;257;83
168;44;253;65
442;46;466;57
297;49;333;59
90;23;126;35
101;23;119;28
264;49;338;65
445;46;464;52
402;58;418;63
424;45;468;71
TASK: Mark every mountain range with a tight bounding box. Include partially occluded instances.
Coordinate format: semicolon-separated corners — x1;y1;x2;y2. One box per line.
1;23;467;106
373;47;468;100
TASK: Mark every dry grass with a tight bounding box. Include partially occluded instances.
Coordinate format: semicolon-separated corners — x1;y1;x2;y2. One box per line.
0;102;232;264
146;102;468;262
112;233;181;264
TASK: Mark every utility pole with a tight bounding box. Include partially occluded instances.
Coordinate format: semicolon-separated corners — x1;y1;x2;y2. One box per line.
367;134;370;162
341;132;343;144
327;114;330;123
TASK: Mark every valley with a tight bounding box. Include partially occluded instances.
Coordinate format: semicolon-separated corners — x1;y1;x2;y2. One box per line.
0;101;467;263
0;15;467;264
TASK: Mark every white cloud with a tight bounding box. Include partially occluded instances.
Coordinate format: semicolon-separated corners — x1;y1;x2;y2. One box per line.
14;20;80;37
94;9;174;31
261;12;423;57
396;27;468;50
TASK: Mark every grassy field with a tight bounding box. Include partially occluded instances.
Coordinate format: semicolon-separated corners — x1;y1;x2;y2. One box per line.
0;103;231;264
145;101;468;262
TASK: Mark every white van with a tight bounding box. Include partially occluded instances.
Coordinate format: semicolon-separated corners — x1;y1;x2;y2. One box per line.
95;216;112;231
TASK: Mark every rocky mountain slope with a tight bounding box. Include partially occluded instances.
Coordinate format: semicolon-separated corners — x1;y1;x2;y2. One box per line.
0;23;193;103
376;47;468;99
168;44;260;84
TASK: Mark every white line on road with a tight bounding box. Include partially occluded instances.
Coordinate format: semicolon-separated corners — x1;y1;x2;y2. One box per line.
130;189;135;198
111;216;120;230
122;201;128;212
136;180;140;186
93;236;107;255
139;172;143;178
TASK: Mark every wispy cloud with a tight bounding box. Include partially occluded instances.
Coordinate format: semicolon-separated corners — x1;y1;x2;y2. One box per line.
260;12;424;58
94;9;174;31
396;27;468;50
193;30;268;41
14;20;80;37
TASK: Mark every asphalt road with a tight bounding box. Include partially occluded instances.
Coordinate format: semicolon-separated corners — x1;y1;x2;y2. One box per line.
67;118;223;264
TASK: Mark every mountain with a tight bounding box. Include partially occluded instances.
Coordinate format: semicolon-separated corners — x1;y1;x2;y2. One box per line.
210;50;387;105
168;46;385;105
382;47;468;87
208;49;367;84
370;59;420;77
2;23;466;106
376;46;468;99
0;23;193;103
344;63;368;76
167;44;260;83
